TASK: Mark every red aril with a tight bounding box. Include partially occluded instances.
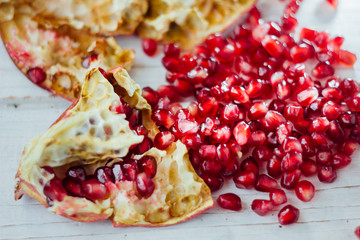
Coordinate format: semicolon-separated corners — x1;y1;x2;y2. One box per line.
233;171;257;189
217;193;242;211
281;152;303;172
278;205;300;225
138;156;157;178
233;121;251;146
318;165;337;183
301;159;318;177
251;199;274;216
281;169;301;190
154;131;175;150
81;178;109;201
330;153;351;169
295;180;315;202
95;167;113;183
136;173;155;198
43;178;67;204
254;174;278;192
201;173;224;192
27;67;46;84
142;39;157;56
267;156;282;179
270;189;287;205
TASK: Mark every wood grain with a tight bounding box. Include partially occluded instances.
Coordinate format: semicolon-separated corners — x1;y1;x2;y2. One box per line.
1;0;360;239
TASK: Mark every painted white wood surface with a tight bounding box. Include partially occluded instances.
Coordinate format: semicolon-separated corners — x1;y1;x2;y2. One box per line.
1;0;360;239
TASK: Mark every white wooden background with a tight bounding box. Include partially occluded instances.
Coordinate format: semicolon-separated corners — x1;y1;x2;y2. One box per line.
1;0;360;239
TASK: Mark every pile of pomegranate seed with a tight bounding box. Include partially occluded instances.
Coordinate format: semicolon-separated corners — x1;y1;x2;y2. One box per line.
43;154;158;205
141;0;359;226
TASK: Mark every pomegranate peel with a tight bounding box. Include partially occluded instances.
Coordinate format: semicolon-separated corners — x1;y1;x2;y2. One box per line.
15;67;213;226
137;0;256;49
0;6;135;101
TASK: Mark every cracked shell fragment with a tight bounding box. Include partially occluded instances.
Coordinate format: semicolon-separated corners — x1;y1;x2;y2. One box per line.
15;67;214;226
0;3;135;101
137;0;256;49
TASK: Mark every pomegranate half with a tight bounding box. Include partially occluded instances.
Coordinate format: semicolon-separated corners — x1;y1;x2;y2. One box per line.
0;4;135;101
15;67;213;226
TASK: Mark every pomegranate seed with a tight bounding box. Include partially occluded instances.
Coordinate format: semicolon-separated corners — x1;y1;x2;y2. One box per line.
254;174;278;192
322;87;343;102
340;139;359;156
318;165;337;183
269;99;286;113
316;50;336;64
198;97;219;117
264;110;286;130
220;103;240;123
142;39;157;56
282;152;303;172
112;163;126;182
311;132;331;149
322;101;341;120
154;131;175;150
249;102;268;120
63;178;83;197
199;145;217;160
267;156;282;178
309;117;330;133
297;87;319;107
178;54;197;73
240;157;259;176
134;125;148;136
348;93;360;112
67;167;86;181
270;189;287;205
286;63;306;79
312;62;335;79
251;199;274;216
276;81;292;100
211;125;231;144
200;160;222;175
262;35;284;57
283;137;303;153
339;50;357;68
249;130;266;146
134;137;153;154
233;171;257;189
355;226;360;238
217;193;242;211
281;169;301;190
290;43;311;63
233;121;251;146
162;57;180;72
175;119;199;135
81;178;109;201
137;155;157;178
152;109;175;129
284;103;304;121
154;96;170;109
326;0;338;8
282;14;298;32
173;79;194;96
182;133;202;150
295;180;315;202
43;178;67;203
316;150;332;165
201;173;224;192
136;173;155;198
27;67;46;84
330;153;351;169
338;112;356;128
327;120;345;142
164;43;180;58
252;145;273;161
276;123;291;144
95;167;113;183
278;205;300;225
301;159;318;176
187;66;209;84
245;79;266;98
340;78;359;96
230;86;249;103
122;160;139;181
299;136;315;156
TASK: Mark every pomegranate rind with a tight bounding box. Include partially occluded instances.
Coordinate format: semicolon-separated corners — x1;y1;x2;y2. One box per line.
16;67;213;226
9;0;148;36
137;0;256;49
0;2;135;101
